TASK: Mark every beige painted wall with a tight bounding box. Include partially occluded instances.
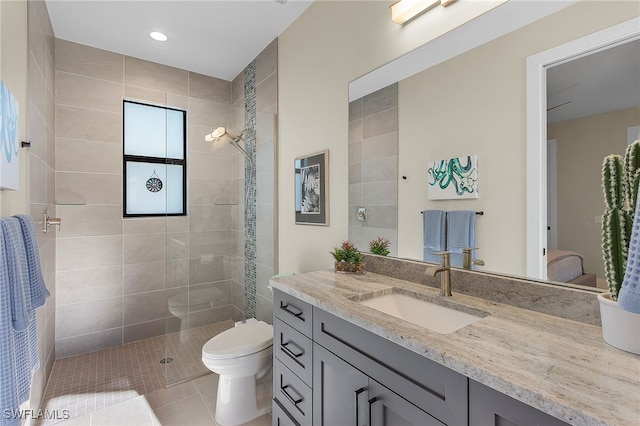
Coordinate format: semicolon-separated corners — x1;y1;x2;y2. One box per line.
549;107;640;279
0;0;28;216
277;0;509;274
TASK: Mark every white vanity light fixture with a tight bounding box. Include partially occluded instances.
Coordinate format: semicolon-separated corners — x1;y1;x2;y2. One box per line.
390;0;457;25
149;31;168;42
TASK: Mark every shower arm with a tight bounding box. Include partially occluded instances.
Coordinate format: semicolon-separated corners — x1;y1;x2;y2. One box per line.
229;131;251;161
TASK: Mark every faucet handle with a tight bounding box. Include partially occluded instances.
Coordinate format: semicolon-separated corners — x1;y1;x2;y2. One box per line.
432;251;451;266
462;247;484;269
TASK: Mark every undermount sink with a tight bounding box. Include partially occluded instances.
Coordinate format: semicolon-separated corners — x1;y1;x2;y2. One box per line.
358;293;486;334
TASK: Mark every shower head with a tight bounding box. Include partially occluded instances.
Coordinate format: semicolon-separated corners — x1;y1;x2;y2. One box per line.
205;127;251;161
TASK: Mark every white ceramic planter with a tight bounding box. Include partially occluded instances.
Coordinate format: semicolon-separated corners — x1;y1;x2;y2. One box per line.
598;293;640;355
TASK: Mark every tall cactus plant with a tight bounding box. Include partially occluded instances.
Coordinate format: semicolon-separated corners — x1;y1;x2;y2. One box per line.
602;140;640;300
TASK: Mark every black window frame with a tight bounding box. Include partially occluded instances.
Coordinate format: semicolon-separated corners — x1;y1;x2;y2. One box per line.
123;100;187;217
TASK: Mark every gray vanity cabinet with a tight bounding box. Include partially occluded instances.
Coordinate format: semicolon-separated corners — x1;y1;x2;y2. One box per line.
469;380;569;426
313;343;444;426
313;343;368;426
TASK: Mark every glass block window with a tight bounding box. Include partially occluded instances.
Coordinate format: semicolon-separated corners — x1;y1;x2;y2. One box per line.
123;100;186;216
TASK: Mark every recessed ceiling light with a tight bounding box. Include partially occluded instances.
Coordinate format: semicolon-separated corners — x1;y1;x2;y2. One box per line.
149;32;168;42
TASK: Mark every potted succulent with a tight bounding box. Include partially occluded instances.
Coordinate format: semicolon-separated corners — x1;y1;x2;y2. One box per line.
331;240;365;274
599;140;640;354
369;237;390;256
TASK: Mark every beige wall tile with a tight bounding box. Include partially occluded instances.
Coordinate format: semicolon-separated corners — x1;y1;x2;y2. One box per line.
256;141;274;174
55;328;122;358
124;261;167;295
362;156;397;183
256;234;274;267
256;171;274;206
56;172;121;205
56;296;123;339
256;39;278;86
231;72;244;104
56;205;123;237
256;112;275;146
124;233;167;265
188;178;237;205
124;84;167;105
362;132;397;162
362;107;397;139
167;259;189;288
189;205;233;232
188;282;232;309
187;306;232;329
29;155;47;204
123;217;167;234
57;266;123;306
362;181;398;206
187;97;232;127
56;138;121;173
167;94;189;109
188;255;230;285
27;100;48;161
189;230;234;258
124;56;188;96
349;99;363;122
123;318;181;343
123;290;171;325
360;205;398;229
363;83;398;117
55;39;124;83
256;72;277;114
57;236;123;271
167;232;188;261
189;151;234;180
56;71;123;112
188;72;231;103
56;105;122;143
256;203;274;237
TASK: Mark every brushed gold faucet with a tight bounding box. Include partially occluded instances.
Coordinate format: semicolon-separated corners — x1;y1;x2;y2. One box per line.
425;251;451;297
462;247;485;270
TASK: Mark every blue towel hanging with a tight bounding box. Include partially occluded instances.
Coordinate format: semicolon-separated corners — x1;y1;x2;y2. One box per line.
422;210;446;264
446;210;476;268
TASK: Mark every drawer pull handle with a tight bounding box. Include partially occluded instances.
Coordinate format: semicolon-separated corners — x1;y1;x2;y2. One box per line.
368;397;380;426
355;387;366;426
281;341;304;359
281;384;303;406
281;302;304;319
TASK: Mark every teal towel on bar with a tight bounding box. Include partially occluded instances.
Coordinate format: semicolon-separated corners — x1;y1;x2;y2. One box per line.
423;210;446;264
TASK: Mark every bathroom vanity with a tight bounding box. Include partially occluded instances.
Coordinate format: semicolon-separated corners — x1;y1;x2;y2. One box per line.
270;270;640;426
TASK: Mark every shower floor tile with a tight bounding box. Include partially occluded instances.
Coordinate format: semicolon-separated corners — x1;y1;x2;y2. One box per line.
39;320;235;425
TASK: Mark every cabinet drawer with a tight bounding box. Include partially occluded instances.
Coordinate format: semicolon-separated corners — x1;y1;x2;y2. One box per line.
314;307;468;426
274;289;313;337
274;358;312;426
272;399;299;426
275;318;313;386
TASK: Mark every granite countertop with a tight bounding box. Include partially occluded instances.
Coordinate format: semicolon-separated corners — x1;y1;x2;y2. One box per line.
270;270;640;426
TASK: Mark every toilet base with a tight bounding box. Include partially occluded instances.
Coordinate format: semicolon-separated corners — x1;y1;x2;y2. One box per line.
214;372;272;426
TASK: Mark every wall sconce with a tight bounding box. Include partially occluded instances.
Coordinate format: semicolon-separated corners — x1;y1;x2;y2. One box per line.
390;0;457;25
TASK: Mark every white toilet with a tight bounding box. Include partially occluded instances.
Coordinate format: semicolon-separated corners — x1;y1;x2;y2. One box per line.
202;319;273;426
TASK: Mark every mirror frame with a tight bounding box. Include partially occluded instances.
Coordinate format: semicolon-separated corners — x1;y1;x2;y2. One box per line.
526;17;640;280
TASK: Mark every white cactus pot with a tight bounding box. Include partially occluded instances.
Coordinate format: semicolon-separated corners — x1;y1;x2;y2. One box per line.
598;293;640;355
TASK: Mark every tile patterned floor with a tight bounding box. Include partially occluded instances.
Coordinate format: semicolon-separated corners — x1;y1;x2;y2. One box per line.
39;320;242;425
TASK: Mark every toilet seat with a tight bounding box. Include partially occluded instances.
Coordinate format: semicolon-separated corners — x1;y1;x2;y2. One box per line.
203;321;273;360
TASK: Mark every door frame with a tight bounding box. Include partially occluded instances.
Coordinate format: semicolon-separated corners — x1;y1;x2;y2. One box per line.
526;17;640;280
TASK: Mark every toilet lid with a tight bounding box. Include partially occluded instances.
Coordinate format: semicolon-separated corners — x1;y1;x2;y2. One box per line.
203;321;273;359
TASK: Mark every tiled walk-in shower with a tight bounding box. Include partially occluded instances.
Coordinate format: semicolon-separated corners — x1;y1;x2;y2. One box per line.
38;321;234;425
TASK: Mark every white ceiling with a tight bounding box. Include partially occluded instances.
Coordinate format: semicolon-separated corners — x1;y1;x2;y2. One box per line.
45;0;313;81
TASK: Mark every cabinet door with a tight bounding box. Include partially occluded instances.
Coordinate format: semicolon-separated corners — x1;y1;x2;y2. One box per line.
368;380;445;426
313;343;369;426
469;380;569;426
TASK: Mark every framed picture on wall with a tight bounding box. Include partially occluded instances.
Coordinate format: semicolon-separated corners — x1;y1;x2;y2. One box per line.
295;150;329;225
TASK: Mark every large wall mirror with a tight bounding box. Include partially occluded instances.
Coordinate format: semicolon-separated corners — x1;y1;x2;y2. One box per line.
348;1;640;292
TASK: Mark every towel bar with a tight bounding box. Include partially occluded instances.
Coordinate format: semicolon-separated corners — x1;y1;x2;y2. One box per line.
421;210;484;215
